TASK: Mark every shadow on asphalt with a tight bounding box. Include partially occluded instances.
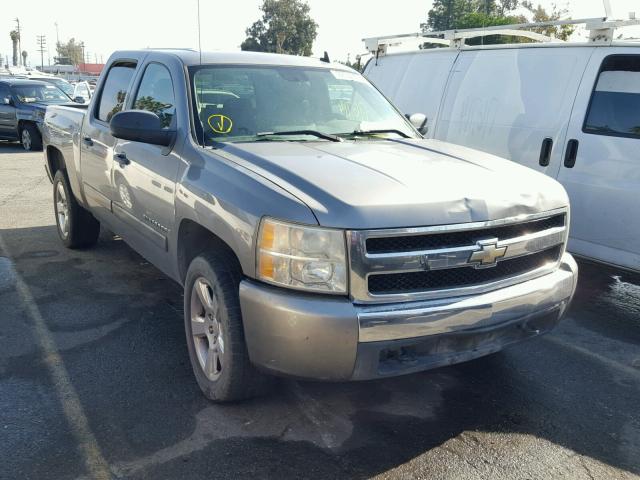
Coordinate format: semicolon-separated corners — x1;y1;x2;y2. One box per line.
0;140;27;154
1;224;639;479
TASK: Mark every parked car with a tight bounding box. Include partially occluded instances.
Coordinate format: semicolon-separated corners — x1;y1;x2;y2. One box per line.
42;49;577;402
0;78;71;150
31;76;75;99
70;80;93;103
363;20;640;272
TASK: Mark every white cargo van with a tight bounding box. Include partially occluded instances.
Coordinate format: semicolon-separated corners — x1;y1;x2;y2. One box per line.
363;17;640;272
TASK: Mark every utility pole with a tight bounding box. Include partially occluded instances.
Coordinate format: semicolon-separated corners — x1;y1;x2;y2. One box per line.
36;35;47;70
54;22;60;64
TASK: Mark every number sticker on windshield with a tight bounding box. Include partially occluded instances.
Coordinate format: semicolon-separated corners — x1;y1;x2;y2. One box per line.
208;114;233;134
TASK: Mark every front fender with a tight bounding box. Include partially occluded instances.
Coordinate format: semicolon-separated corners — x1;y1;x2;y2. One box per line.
16;110;44;126
172;145;317;278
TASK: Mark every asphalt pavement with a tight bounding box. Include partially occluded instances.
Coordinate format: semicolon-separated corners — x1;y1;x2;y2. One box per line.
1;142;639;480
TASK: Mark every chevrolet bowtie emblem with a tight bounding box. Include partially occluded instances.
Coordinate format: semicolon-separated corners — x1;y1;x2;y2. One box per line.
468;239;507;268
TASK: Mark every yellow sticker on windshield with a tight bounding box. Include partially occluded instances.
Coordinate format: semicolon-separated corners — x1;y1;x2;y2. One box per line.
208;114;233;134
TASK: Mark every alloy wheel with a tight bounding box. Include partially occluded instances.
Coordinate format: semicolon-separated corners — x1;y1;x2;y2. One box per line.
22;129;31;151
190;277;224;380
55;182;69;238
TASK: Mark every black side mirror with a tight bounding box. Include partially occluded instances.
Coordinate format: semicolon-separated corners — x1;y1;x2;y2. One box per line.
73;96;85;104
406;112;428;135
110;110;175;147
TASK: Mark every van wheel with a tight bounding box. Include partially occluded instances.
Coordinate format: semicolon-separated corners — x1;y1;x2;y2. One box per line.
20;124;42;151
53;170;100;248
184;252;271;402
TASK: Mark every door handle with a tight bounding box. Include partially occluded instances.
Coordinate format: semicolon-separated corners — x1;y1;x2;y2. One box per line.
82;136;93;146
538;137;553;167
114;152;130;167
564;139;579;168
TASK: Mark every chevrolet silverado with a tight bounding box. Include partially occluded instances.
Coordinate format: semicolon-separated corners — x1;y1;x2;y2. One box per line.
42;49;578;402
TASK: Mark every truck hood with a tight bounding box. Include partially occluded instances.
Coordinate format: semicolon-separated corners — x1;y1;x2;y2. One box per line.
214;138;568;229
16;102;48;121
18;102;48;111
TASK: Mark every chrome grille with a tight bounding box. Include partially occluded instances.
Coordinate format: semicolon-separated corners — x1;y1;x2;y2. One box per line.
368;246;562;294
347;209;568;304
366;214;566;253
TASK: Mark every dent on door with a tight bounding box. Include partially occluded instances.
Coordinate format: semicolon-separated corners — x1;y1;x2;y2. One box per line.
112;141;178;252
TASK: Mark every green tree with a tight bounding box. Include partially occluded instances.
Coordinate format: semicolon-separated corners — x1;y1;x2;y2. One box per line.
427;0;478;31
55;38;84;65
241;0;318;56
425;0;574;44
522;1;575;41
134;96;174;128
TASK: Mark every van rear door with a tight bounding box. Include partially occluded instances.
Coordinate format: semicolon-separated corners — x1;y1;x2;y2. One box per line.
364;49;458;138
557;50;640;271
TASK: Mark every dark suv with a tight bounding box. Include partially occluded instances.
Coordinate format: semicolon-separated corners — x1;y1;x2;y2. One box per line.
0;78;70;151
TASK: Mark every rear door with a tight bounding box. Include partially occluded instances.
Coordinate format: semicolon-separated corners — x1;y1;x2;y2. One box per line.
364;49;459;138
434;46;593;175
80;60;138;218
557;49;640;270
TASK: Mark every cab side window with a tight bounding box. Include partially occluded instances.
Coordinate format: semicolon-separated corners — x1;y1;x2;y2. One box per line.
584;55;640;139
0;84;10;103
133;64;175;129
97;63;136;123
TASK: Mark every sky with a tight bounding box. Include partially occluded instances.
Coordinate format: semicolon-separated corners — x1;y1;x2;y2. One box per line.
2;0;639;68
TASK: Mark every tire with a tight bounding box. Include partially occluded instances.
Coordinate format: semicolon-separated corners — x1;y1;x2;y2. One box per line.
53;170;100;248
20;123;42;151
184;251;271;402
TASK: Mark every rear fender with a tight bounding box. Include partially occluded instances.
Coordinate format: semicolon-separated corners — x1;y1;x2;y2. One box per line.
44;145;86;208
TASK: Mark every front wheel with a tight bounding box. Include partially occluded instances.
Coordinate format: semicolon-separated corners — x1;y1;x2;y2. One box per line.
184;252;271;402
20;123;42;151
53;170;100;248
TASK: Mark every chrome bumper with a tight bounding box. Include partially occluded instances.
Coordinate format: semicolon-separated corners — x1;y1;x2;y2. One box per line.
358;253;577;342
239;253;578;381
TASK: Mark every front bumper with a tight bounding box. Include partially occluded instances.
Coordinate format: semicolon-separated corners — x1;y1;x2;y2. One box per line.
239;253;578;381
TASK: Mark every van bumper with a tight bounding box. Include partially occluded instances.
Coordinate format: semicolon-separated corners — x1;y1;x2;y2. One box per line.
239;253;578;381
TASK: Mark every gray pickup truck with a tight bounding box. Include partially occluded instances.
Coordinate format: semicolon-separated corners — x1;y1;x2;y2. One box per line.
43;49;578;402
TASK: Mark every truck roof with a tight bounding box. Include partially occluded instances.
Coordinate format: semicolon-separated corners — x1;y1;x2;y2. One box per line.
110;49;354;71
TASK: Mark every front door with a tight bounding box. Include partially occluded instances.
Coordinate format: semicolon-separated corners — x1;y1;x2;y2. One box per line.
0;83;18;139
80;61;137;219
111;62;179;254
557;50;640;270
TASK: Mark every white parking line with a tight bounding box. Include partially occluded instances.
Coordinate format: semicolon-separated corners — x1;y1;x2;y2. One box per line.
0;235;111;480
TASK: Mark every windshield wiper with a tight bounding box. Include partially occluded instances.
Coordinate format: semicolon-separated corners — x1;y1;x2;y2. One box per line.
342;129;411;139
256;130;342;142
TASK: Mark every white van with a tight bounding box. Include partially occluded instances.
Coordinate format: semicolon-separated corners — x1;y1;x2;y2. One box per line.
363;18;640;272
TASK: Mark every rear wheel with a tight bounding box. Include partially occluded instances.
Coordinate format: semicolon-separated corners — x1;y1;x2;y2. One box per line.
20;123;42;151
184;251;271;402
53;170;100;248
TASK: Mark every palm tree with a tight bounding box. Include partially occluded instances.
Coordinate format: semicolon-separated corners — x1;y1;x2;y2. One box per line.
10;30;20;66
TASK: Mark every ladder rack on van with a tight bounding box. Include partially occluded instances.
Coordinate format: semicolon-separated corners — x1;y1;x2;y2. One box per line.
363;15;640;55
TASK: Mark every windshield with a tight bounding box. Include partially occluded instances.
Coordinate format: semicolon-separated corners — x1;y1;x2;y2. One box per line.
189;65;417;145
13;84;69;104
45;78;74;97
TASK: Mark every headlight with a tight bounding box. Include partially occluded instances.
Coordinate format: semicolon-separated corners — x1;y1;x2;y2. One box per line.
257;218;347;294
35;109;46;121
